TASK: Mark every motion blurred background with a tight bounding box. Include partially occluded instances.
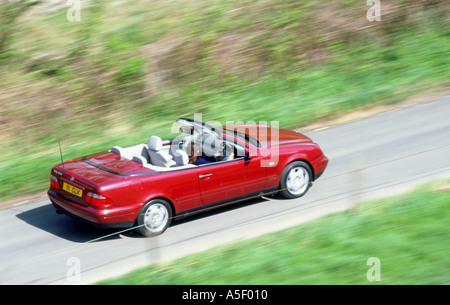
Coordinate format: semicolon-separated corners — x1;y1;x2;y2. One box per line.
0;0;448;201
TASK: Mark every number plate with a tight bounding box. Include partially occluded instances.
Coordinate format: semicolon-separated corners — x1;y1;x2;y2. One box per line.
62;182;83;197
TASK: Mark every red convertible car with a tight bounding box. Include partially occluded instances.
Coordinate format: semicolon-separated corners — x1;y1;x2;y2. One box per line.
48;118;328;236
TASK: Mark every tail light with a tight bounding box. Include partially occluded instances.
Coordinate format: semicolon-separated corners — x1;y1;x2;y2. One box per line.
50;174;60;189
85;192;112;208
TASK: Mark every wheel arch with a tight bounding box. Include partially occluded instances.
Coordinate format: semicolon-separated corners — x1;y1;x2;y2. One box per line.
283;157;315;181
136;196;176;222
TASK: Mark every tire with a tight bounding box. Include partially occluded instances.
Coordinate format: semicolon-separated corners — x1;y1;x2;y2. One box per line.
279;161;312;199
135;199;172;237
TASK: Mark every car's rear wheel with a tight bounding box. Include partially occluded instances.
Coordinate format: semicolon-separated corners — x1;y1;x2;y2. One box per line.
279;161;312;199
135;199;172;237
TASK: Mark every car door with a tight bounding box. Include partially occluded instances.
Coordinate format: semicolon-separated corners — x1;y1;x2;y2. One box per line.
198;141;267;206
142;165;202;213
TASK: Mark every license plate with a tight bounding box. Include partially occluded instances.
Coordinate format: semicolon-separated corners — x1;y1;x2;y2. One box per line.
62;182;83;197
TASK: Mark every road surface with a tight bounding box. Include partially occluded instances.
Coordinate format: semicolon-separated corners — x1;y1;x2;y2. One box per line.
1;95;449;284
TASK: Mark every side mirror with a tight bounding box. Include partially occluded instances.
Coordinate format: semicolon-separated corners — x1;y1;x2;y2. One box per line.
179;126;193;134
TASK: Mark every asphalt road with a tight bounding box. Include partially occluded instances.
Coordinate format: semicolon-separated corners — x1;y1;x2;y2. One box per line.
1;95;449;284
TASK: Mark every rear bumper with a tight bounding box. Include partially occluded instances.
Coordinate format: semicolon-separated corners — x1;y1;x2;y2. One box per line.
48;190;137;229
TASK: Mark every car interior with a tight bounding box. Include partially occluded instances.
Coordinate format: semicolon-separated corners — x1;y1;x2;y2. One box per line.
110;128;245;171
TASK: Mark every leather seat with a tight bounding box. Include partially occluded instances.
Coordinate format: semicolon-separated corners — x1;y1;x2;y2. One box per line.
147;136;175;167
172;149;189;166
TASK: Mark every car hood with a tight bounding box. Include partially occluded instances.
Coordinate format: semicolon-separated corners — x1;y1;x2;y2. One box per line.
224;124;312;147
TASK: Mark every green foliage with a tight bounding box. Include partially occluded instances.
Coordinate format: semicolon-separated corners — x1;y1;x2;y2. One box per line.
0;0;449;200
0;0;40;59
118;56;145;82
100;181;450;284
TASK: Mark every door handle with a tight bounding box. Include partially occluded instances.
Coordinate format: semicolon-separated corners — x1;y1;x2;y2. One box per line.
199;173;213;179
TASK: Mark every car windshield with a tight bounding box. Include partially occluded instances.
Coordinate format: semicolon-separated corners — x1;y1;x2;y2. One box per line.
175;118;260;148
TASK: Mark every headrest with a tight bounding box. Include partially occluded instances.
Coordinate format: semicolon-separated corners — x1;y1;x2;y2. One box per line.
111;146;123;156
173;149;189;165
202;134;221;157
132;155;148;165
148;135;162;151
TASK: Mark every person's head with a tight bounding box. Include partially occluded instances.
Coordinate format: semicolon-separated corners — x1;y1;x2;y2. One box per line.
187;142;201;163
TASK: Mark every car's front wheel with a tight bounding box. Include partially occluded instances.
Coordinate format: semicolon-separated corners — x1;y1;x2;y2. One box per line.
135;199;172;237
279;161;312;199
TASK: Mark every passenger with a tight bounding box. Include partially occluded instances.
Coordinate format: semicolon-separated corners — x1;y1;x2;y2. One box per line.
187;142;212;165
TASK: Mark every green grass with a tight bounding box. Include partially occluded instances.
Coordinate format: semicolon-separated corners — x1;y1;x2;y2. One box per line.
100;180;450;285
0;0;449;201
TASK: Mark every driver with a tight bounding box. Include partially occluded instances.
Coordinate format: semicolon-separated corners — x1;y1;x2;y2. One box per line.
214;144;234;162
187;141;234;165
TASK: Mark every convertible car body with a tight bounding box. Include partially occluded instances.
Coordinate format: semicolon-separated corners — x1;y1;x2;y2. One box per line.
48;118;328;236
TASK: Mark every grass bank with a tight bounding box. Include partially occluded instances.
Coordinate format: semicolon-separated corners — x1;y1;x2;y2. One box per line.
0;0;449;200
100;180;450;284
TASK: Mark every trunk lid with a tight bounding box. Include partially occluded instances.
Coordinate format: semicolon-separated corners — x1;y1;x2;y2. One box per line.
84;151;154;176
52;151;155;206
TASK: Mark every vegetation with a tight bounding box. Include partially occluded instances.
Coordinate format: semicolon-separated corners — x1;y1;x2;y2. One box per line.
1;0;449;200
100;180;450;285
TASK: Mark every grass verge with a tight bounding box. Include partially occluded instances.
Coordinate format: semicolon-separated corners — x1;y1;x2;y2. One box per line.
99;180;450;285
1;0;449;201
